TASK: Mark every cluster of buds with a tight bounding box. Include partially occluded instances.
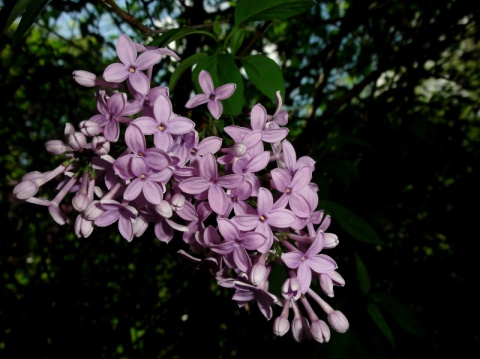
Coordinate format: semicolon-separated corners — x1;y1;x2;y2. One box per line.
13;34;349;342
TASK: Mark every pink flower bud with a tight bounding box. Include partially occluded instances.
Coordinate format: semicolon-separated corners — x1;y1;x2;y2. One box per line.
232;142;247;157
91;136;110;156
133;215;149;237
45;140;71;154
155;200;173;218
249;263;267;286
273;316;290;337
73;70;97;87
328;310;349;333
84;200;103;221
323;233;339;249
170;193;185;211
80;120;102;137
291;316;311;343
13;180;39;200
319;273;334;298
68;132;87;151
72;192;91;212
310;319;330;343
282;277;302;301
74;214;94;238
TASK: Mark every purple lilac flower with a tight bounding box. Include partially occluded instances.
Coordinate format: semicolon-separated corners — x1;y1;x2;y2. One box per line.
209;218;266;272
233;187;296;253
94;199;138;242
282;231;338;293
178;152;244;215
270;166;317;218
133;94;195;152
185;70;236;119
224;103;289;144
103;34;163;95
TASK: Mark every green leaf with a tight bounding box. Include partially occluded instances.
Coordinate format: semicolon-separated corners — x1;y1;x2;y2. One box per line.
370;293;428;337
169;52;208;91
367;302;396;348
0;0;31;36
234;0;313;25
242;54;285;102
354;252;371;294
192;54;244;117
229;27;245;56
148;27;217;48
0;0;49;44
321;200;384;245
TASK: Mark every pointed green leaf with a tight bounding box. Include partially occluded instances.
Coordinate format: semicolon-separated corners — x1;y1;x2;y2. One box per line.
229;27;245;56
169;52;208;91
235;0;313;25
370;293;428;337
0;0;31;36
355;252;371;294
192;54;244;117
148;27;217;48
321;200;384;245
242;54;284;102
367;302;396;348
12;0;49;45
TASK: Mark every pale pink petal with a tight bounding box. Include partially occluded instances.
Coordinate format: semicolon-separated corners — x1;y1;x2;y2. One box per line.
116;34;136;66
198;70;214;94
208;185;229;215
178;177;211;194
185;93;209;108
250;104;267;130
103;63;130;83
214;83;236;100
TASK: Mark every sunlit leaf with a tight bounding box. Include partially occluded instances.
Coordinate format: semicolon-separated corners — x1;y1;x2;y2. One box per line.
242;54;285;102
12;0;49;45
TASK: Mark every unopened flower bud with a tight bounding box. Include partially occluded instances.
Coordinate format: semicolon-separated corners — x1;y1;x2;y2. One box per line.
232;142;247;157
13;180;39;200
80;120;102;137
68;132;87;151
323;233;339;249
72;192;91;212
73;70;97;87
84;200;103;220
249;263;267;286
170;193;185;211
91;136;110;156
282;277;302;301
273;316;290;337
310;319;330;343
291;316;311;343
328;310;349;333
133;215;148;237
155;200;173;218
319;273;334;298
45;140;71;154
74;214;94;238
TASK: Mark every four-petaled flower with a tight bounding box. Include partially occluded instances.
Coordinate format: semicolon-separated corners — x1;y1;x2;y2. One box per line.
281;231;338;293
185;70;236;119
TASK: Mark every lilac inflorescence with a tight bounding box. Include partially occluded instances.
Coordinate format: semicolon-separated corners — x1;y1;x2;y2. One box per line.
13;33;349;343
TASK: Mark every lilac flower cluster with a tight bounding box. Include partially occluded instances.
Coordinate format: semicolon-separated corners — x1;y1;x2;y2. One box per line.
13;34;349;342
